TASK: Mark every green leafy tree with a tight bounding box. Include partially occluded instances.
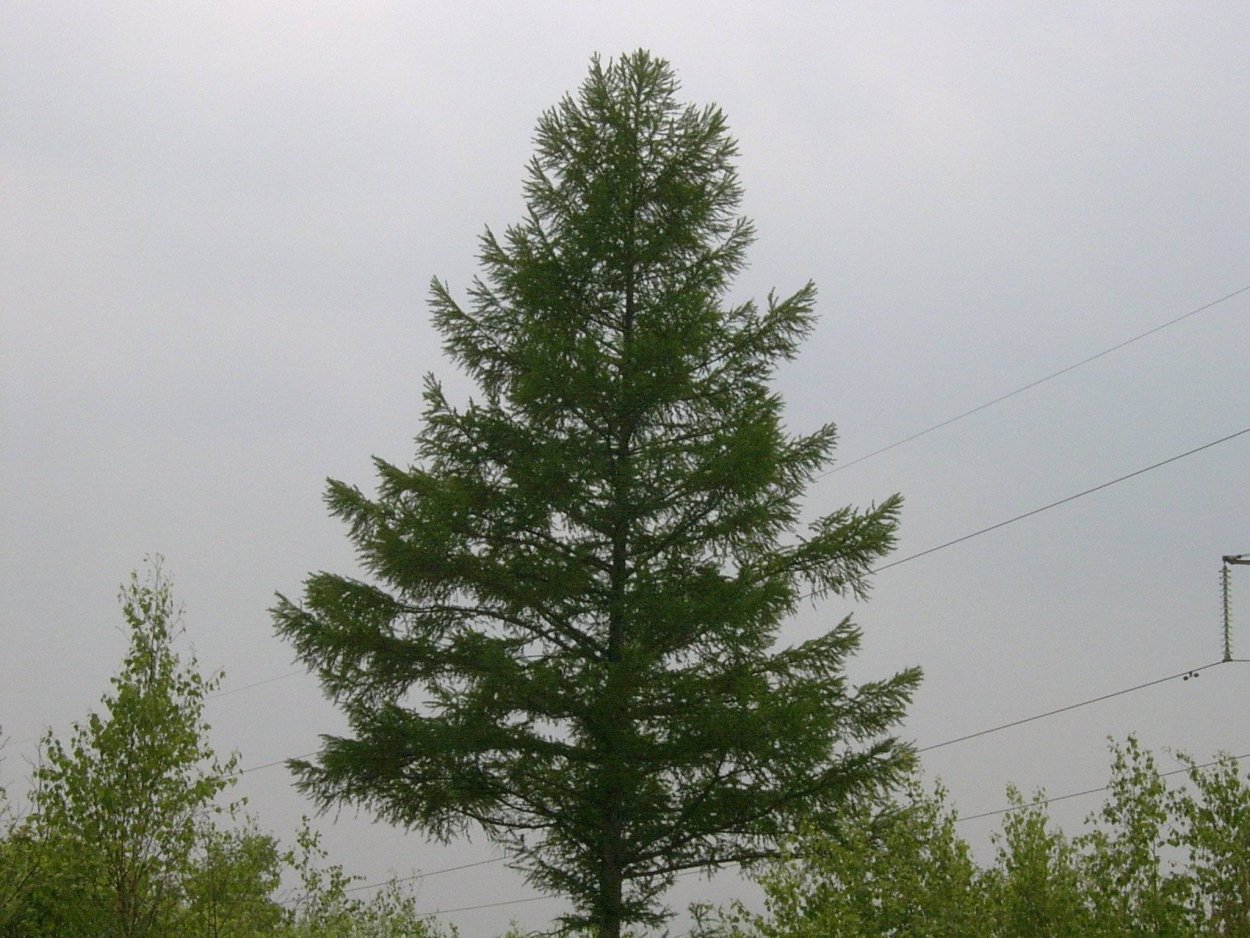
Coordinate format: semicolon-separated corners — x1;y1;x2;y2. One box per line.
274;50;919;937
713;736;1250;938
984;786;1089;937
280;817;453;938
0;822;50;938
0;737;39;931
178;820;286;938
1172;751;1250;936
702;778;987;938
1076;737;1197;937
27;561;241;938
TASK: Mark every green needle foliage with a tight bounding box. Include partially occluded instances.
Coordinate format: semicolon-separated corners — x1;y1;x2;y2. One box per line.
274;50;920;937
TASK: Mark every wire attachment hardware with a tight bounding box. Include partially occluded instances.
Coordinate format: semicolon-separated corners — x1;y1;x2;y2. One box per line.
1223;554;1248;663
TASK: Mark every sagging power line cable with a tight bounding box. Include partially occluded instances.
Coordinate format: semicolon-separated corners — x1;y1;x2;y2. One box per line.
420;893;554;916
916;659;1229;755
343;855;506;894
666;750;1250;938
958;749;1250;823
821;284;1250;478
872;425;1250;574
240;753;313;775
207;669;305;700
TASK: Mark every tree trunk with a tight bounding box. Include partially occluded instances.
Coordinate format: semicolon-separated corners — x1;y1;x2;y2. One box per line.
598;819;624;938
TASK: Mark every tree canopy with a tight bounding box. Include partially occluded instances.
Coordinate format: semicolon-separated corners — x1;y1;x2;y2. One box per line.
0;562;453;938
700;736;1250;938
26;562;240;937
274;50;920;936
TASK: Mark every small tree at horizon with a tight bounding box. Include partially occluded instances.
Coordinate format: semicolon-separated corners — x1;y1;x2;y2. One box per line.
1;564;458;938
275;50;920;937
27;560;243;937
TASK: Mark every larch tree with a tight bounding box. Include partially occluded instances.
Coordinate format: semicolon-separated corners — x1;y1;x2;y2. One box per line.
274;50;920;937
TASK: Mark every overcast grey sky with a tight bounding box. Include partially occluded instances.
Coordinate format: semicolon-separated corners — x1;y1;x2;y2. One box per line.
3;3;1249;932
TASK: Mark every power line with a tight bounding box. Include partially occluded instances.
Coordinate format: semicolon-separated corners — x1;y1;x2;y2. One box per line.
872;425;1250;574
240;753;314;775
343;855;507;894
821;284;1250;477
247;661;1239;773
958;749;1250;824
421;893;554;916
207;669;305;700
239;653;1248;907
915;660;1227;755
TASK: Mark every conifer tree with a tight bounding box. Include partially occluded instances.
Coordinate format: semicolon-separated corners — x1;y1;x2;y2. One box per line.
275;51;920;937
